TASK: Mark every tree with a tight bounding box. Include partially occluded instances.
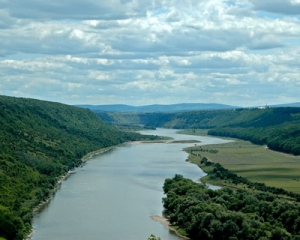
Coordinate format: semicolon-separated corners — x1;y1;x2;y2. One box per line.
148;234;161;240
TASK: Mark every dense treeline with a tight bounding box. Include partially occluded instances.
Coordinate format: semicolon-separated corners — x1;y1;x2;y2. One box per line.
0;95;152;240
95;107;300;155
208;123;300;155
163;175;300;240
95;107;300;128
95;111;174;127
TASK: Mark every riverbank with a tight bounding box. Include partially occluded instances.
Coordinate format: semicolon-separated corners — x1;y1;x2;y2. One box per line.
27;138;166;239
26;144;123;240
27;129;228;240
179;129;300;193
185;139;300;193
150;215;189;240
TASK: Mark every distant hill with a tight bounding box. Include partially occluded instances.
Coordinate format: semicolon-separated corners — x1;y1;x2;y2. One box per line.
76;103;238;112
95;107;300;156
272;102;300;108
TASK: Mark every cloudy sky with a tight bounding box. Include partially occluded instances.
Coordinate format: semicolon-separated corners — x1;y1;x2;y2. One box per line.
0;0;300;107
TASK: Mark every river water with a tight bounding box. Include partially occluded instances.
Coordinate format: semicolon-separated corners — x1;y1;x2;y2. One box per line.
31;129;230;240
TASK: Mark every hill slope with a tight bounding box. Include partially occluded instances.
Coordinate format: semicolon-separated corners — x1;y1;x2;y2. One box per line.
0;95;146;240
96;107;300;155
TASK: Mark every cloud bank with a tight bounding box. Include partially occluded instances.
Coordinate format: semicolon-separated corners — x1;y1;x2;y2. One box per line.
0;0;299;106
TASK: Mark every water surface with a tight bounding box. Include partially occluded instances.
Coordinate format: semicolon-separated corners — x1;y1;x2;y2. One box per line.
31;129;230;240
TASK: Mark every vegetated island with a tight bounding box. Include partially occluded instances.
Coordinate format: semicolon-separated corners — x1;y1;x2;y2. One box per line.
158;129;300;240
0;95;162;240
89;107;300;239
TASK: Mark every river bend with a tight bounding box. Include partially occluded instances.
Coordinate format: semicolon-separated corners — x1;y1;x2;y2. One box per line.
31;129;230;240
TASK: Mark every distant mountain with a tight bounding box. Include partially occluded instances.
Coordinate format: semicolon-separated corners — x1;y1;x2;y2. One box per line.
76;103;238;112
272;102;300;108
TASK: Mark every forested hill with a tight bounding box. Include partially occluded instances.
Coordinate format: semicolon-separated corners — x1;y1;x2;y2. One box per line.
96;107;300;155
0;95;148;240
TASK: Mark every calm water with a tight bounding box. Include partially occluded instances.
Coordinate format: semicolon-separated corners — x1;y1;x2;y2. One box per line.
31;129;230;240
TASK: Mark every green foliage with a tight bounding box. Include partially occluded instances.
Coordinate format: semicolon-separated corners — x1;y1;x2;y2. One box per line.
97;107;300;155
0;95;149;239
147;234;161;240
163;175;300;240
206;161;300;200
208;122;300;156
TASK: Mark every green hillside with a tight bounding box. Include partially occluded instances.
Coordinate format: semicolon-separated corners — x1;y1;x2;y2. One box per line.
95;107;294;128
96;107;300;155
0;95;149;240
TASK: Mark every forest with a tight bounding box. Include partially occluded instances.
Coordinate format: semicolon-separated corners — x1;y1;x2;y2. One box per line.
94;106;300;239
2;96;300;239
0;95;155;240
163;174;300;240
95;107;300;155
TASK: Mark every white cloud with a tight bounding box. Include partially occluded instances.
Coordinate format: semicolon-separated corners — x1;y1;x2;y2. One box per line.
0;0;299;106
0;0;149;20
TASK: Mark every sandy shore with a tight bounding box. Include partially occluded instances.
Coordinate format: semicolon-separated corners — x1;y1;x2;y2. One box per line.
150;215;189;240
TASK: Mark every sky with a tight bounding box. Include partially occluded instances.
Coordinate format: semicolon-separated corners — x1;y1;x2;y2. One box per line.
0;0;300;107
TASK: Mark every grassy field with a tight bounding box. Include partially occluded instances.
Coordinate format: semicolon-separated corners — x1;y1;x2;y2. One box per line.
181;130;300;193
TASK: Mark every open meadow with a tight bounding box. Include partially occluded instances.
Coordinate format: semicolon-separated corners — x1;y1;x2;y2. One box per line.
180;130;300;193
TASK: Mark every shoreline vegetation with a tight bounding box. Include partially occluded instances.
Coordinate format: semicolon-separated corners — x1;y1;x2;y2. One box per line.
26;145;119;240
164;128;300;239
102;107;300;156
26;137;175;240
27;136;200;240
160;129;300;239
27;139;168;239
179;129;300;193
5;100;297;239
1;95;166;240
26;129;300;240
162;174;300;239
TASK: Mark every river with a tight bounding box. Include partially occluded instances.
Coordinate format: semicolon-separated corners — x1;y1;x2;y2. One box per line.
30;129;230;240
